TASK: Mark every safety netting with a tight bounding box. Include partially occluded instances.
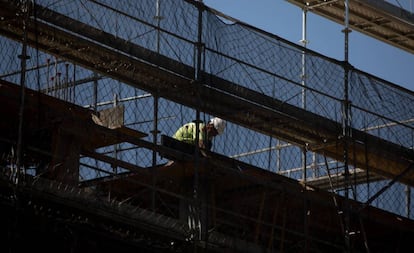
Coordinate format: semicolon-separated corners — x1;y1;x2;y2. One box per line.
0;1;413;251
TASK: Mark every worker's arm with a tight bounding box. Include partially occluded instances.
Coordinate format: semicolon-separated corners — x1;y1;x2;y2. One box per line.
200;139;212;150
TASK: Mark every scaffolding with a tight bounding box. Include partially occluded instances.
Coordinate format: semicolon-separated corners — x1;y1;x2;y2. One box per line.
0;0;413;252
286;0;414;54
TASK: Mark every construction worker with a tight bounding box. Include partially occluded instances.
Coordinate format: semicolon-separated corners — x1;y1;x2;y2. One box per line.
173;117;226;151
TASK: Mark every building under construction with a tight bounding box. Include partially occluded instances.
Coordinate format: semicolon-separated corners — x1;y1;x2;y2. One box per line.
0;0;413;252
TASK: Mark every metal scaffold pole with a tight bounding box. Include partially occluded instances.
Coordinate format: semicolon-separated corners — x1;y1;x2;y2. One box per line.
193;2;204;251
301;7;308;184
300;8;310;251
151;0;162;211
16;0;31;181
342;0;351;251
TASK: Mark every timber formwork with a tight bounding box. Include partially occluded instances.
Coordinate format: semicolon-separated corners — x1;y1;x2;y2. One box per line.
1;0;414;252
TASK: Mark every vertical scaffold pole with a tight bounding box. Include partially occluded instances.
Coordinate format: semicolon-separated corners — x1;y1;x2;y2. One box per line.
16;0;31;181
151;0;162;211
300;8;311;252
342;0;351;251
151;94;159;210
193;1;204;249
300;8;308;110
301;8;308;184
300;7;319;185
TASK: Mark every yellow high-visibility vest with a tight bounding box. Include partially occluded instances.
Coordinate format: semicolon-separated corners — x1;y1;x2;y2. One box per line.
172;122;206;146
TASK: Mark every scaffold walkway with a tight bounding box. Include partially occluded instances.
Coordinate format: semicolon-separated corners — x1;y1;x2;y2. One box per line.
286;0;414;54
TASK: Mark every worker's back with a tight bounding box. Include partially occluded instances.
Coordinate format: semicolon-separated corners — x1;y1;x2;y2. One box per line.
172;122;206;146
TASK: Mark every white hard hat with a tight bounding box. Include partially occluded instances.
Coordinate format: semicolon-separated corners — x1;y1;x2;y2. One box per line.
210;117;226;135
